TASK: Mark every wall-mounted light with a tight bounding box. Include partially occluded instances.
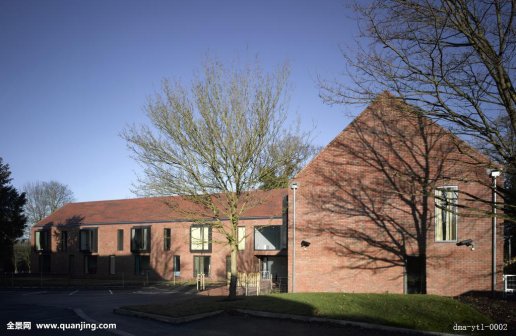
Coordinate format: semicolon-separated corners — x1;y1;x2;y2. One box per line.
456;239;475;251
300;240;310;250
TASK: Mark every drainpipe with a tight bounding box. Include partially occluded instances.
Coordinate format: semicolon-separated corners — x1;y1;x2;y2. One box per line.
290;182;298;293
490;169;501;297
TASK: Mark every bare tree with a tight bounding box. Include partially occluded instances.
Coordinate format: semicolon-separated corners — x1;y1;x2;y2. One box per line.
24;181;74;238
259;134;319;190
123;59;313;299
321;0;515;167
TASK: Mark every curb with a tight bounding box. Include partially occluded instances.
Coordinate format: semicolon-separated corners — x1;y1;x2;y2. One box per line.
113;308;224;324
114;307;460;336
232;309;459;336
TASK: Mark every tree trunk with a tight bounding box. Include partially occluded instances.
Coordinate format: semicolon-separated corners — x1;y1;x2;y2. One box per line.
419;254;427;294
228;245;238;299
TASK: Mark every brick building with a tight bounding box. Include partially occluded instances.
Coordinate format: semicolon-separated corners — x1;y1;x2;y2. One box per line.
32;189;288;283
287;93;503;296
32;93;503;296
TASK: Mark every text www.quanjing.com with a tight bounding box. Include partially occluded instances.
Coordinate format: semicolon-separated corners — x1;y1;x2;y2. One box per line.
35;322;117;332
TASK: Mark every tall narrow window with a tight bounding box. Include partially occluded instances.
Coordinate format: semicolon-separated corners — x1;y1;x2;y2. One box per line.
60;231;68;252
193;256;210;277
109;255;116;275
226;256;231;274
237;227;246;251
435;187;458;241
68;255;75;274
173;255;180;275
117;229;124;251
164;228;171;251
190;225;211;252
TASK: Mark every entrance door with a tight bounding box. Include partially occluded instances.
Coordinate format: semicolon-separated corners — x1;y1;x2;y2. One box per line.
259;256;287;281
406;256;423;294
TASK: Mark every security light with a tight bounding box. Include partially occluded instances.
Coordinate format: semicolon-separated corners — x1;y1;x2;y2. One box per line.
300;240;311;248
490;170;501;178
456;239;475;251
290;182;298;190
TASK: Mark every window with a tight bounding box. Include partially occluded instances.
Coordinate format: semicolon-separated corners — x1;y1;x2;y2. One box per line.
68;255;75;274
435;187;458;241
131;227;151;252
117;229;124;251
35;230;50;251
254;226;281;250
84;255;97;274
226;256;231;274
60;231;68;252
190;225;211;252
173;255;180;274
80;228;98;253
134;255;150;275
38;254;51;273
237;227;246;251
164;228;171;251
109;255;116;275
193;256;210;277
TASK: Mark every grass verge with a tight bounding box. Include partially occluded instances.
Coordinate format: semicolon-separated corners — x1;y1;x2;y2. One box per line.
122;293;492;334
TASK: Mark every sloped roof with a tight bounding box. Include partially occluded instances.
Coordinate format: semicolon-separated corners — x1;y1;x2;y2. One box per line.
35;188;287;227
293;91;495;180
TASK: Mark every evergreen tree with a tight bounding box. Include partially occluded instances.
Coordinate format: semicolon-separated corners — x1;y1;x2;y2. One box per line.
0;157;27;272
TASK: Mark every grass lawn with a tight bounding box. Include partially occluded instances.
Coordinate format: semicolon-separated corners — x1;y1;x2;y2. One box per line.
122;293;492;334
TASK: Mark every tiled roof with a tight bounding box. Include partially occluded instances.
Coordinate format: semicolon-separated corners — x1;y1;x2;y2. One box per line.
35;189;287;227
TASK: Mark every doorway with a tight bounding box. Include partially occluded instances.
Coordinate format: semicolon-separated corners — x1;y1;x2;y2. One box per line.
406;256;423;294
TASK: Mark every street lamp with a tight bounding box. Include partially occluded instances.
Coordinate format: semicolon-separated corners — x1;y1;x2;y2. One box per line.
290;182;298;293
490;169;501;296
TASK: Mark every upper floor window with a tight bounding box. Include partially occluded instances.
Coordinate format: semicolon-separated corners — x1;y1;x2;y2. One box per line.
80;228;98;253
117;229;124;251
164;228;171;251
190;225;211;252
237;227;246;251
131;227;150;252
254;226;281;250
435;187;458;242
60;231;68;252
35;230;50;252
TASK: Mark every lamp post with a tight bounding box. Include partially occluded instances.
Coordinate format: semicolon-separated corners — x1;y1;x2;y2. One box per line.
290;182;298;293
490;169;501;296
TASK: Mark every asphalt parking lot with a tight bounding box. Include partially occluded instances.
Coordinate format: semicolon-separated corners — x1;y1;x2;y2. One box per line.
0;287;416;336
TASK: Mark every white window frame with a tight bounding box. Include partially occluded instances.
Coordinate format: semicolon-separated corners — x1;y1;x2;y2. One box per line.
190;225;211;252
434;186;459;242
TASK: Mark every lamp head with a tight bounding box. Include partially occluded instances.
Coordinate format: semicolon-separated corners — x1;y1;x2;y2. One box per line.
290;182;298;190
490;170;501;178
300;240;310;249
456;239;475;251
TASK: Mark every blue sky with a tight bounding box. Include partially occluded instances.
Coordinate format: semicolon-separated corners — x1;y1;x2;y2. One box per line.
0;0;362;202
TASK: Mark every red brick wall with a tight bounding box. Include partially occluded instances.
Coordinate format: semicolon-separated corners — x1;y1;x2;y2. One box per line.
31;217;283;281
288;95;504;296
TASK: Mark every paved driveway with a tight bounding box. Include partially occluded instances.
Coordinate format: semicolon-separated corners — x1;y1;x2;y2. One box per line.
0;288;417;336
